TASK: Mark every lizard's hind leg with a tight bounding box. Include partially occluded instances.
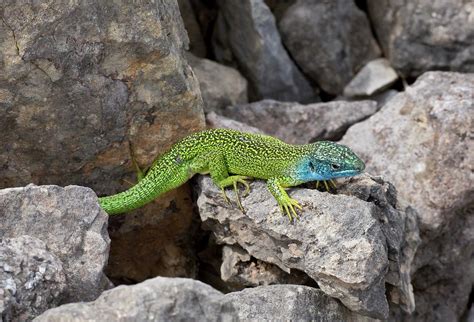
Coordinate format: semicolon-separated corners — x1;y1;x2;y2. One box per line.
191;151;250;211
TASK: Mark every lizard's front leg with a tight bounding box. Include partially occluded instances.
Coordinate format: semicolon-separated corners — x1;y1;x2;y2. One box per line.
266;178;302;221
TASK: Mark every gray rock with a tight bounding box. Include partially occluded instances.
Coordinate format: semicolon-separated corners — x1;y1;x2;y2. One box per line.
187;53;248;113
367;0;474;78
343;59;399;97
213;0;316;102
341;71;474;321
206;112;264;134
0;1;205;286
225;284;372;321
196;174;419;319
220;245;310;289
279;0;381;95
221;99;378;144
0;185;110;304
34;277;237;322
0;236;66;322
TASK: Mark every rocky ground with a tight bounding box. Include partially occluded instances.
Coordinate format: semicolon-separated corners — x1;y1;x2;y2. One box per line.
0;0;472;321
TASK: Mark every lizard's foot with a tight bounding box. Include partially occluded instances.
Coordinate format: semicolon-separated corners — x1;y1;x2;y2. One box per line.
316;179;337;191
217;175;251;211
278;196;303;222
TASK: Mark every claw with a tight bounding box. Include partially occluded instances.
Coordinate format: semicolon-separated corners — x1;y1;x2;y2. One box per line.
278;197;302;222
221;188;230;204
323;180;330;191
329;179;337;189
233;181;245;212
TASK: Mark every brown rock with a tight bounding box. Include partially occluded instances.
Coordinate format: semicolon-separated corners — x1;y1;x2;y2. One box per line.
0;0;205;284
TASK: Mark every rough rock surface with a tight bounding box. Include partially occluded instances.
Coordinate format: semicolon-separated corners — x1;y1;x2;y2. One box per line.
220;245;310;290
34;277;237;322
225;284;368;321
213;0;316;102
0;236;66;322
187;53;248;113
0;185;110;304
221;99;378;143
279;0;381;94
343;58;399;97
0;1;205;284
206;112;264;134
341;72;474;321
196;174;419;319
367;0;474;78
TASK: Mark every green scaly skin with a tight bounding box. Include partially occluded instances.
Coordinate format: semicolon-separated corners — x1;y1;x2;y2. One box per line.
99;129;365;220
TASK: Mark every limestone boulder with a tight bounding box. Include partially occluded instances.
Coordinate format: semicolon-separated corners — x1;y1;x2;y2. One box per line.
196;174;420;319
341;71;474;321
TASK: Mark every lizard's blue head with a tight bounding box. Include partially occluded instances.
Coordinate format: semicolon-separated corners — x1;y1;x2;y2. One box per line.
295;141;365;182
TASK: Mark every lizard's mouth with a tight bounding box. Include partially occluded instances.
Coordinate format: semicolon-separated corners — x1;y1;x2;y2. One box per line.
332;168;364;178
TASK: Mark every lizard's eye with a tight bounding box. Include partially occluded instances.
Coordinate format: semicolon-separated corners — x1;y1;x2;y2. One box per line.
309;161;315;172
331;163;340;170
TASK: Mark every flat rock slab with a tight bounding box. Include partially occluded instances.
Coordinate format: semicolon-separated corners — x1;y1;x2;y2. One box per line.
0;185;110;304
206;112;264;135
343;58;399;97
221;99;378;143
34;277;237;322
196;174;419;319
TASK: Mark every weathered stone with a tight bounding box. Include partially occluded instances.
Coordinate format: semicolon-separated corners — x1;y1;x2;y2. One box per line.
341;72;474;321
34;277;237;322
343;58;399;97
0;1;205;285
221;245;310;290
213;0;316;102
0;236;66;322
0;185;111;304
367;0;474;78
279;0;381;94
225;284;372;321
196;174;419;319
206;112;264;134
178;0;207;57
187;53;248;113
221;99;378;144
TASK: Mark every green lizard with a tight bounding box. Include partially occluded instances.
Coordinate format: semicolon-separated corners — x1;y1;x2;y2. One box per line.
99;129;365;220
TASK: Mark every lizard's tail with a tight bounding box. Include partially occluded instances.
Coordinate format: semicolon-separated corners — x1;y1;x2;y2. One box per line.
98;161;190;215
